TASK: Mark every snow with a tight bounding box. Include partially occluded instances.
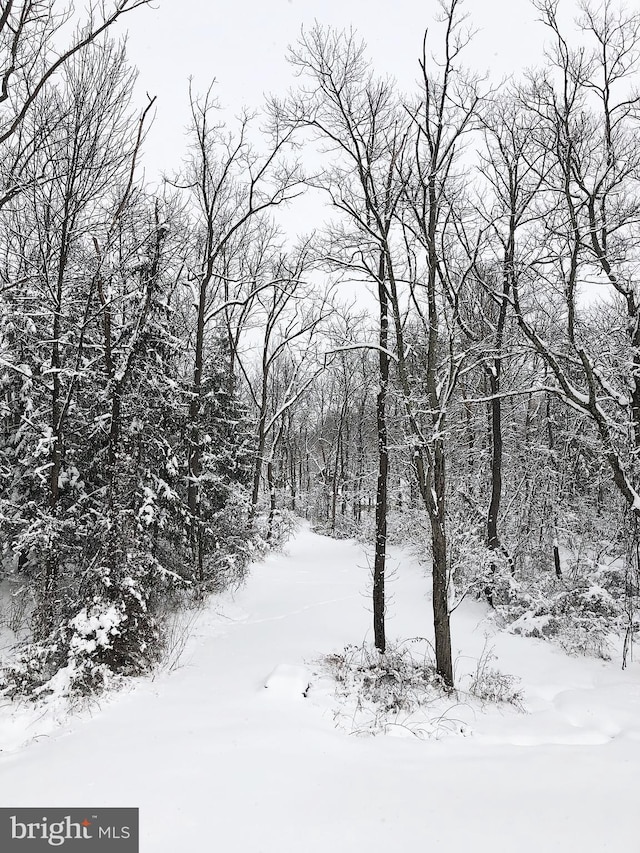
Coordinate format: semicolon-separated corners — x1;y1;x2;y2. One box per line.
1;523;639;852
264;663;311;698
69;604;124;653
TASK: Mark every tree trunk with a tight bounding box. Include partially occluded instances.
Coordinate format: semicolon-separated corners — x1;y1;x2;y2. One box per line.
430;439;453;686
188;271;209;581
373;253;389;654
546;391;562;578
41;223;69;639
266;458;277;541
485;369;502;606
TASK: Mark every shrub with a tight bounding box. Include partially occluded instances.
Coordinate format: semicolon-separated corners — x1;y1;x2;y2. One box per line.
465;645;523;707
502;576;622;660
314;640;468;738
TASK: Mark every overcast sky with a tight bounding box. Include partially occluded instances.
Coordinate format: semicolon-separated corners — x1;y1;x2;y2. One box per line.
122;0;572;180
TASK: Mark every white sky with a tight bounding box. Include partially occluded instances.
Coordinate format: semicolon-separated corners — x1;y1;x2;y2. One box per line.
121;0;571;181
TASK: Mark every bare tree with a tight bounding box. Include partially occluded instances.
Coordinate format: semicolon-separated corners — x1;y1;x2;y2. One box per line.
279;23;409;653
0;0;152;208
510;0;640;518
239;255;335;536
470;96;549;597
177;88;304;577
389;0;483;685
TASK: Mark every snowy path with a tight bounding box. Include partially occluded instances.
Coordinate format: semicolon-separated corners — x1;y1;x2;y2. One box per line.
1;524;639;852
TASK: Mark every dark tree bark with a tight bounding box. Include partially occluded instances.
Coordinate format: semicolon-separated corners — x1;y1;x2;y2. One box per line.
373;252;389;653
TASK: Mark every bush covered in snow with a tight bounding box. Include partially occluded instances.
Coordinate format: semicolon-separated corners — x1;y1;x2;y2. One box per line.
324;641;444;713
315;638;523;738
465;645;523;706
312;515;362;541
1;547;168;697
317;640;468;738
494;565;633;661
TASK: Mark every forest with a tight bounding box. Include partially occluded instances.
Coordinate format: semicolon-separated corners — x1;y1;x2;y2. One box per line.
0;0;639;702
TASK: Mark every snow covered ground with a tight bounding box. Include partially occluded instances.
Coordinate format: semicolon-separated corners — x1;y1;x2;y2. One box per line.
1;523;639;852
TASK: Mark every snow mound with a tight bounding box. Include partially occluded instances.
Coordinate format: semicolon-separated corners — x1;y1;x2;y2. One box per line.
263;664;311;699
553;684;640;739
